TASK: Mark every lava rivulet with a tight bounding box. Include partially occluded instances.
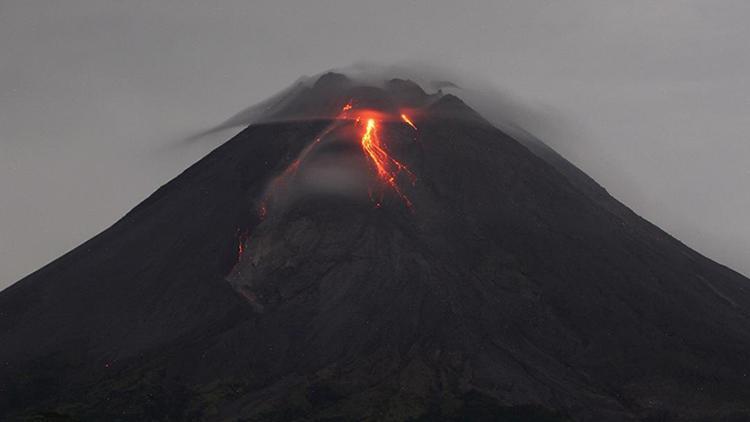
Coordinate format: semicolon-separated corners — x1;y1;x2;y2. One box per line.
358;117;416;209
257;137;322;219
400;113;417;130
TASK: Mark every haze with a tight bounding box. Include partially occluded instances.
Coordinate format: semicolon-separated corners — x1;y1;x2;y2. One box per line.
1;0;749;290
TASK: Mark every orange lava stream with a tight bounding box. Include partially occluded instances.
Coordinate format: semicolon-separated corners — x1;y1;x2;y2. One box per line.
359;118;415;208
400;113;417;130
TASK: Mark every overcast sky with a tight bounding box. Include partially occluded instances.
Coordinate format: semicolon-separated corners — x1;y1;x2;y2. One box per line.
1;0;749;290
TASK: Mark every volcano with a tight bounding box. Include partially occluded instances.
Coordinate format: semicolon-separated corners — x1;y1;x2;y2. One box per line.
1;72;750;421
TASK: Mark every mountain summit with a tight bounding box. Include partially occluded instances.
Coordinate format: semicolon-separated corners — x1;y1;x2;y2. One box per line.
1;73;749;421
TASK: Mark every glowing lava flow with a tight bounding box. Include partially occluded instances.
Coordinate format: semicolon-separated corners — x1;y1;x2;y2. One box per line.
400;113;417;130
359;117;416;208
258;105;417;216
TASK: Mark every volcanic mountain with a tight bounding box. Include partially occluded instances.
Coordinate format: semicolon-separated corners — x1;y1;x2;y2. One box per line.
1;73;750;421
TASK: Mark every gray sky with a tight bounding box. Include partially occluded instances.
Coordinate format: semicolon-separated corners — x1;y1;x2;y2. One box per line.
1;0;749;290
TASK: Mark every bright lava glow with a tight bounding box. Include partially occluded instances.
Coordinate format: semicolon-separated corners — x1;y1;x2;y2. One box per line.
256;105;417;223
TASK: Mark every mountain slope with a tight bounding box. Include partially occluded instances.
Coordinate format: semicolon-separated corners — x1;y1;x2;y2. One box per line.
1;74;749;421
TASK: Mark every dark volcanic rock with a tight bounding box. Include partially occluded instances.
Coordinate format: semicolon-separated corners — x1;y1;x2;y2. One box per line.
1;74;750;421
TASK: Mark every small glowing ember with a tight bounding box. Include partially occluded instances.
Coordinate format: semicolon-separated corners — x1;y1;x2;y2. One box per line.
237;230;250;260
342;102;353;112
